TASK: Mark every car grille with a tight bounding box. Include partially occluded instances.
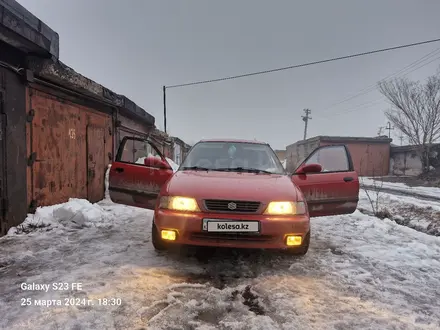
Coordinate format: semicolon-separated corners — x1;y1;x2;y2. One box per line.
203;199;261;213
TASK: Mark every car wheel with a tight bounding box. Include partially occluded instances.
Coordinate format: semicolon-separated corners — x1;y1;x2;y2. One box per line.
151;221;168;251
286;231;310;256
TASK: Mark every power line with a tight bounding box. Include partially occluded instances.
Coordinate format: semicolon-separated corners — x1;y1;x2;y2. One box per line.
317;98;385;120
317;48;440;120
324;47;440;109
165;37;440;89
320;61;439;121
396;54;440;79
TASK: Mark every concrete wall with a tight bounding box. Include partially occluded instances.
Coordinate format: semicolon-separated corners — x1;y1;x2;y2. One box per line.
285;139;320;173
0;0;59;57
389;144;440;176
274;150;286;162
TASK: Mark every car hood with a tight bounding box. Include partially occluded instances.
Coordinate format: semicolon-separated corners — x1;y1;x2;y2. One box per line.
164;170;299;201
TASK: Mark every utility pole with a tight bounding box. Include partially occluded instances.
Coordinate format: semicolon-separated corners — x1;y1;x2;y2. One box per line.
302;109;312;140
398;133;404;145
377;127;384;136
385;121;394;138
163;86;167;133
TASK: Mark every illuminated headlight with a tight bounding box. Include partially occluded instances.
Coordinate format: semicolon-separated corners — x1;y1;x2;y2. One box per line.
159;196;200;212
263;201;306;215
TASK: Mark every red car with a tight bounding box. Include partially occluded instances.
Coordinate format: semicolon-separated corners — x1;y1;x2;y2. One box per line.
109;138;359;255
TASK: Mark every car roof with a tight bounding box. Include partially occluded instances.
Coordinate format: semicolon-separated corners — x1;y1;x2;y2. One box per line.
199;138;268;145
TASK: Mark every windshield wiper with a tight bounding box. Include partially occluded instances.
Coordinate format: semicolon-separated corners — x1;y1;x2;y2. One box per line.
216;167;273;174
181;166;211;171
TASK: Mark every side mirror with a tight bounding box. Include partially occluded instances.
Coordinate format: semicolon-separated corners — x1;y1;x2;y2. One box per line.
296;163;322;174
144;157;172;170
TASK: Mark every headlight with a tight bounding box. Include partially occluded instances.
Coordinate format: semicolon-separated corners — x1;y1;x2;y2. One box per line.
263;201;306;215
159;196;200;212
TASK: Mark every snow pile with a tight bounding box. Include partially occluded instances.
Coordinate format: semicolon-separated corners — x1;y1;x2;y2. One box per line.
134;155;179;172
135;157;146;164
105;163;112;200
7;198;112;235
166;157;179;172
52;199;109;228
358;189;440;236
135;153;161;165
281;159;286;169
361;177;440;197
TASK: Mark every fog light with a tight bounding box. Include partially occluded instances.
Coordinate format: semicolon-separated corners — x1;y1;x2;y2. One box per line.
286;235;302;246
161;230;177;241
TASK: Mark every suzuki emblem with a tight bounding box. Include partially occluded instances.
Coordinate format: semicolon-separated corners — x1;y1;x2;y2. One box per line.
228;202;237;210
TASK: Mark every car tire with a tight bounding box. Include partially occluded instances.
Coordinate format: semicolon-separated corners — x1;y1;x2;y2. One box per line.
151;221;168;251
286;231;310;256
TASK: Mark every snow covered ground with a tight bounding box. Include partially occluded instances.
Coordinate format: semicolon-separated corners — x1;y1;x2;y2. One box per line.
1;175;440;329
361;177;440;198
358;189;440;236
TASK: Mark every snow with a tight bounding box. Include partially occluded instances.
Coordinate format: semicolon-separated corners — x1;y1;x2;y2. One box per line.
7;199;113;235
135;153;161;165
1;171;440;328
281;159;286;169
166;157;179;172
361;177;440;197
358;188;440;235
2;199;440;328
134;155;179;172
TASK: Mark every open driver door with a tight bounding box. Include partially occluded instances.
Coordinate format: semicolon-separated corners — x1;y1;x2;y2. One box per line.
291;145;359;217
109;136;174;209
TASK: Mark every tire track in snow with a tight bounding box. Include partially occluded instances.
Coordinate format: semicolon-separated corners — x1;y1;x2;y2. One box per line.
139;247;303;329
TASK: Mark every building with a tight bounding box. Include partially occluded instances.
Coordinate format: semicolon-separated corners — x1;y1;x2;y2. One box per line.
286;135;392;176
274;149;286;163
150;128;174;158
171;136;191;165
0;0;171;235
390;143;440;176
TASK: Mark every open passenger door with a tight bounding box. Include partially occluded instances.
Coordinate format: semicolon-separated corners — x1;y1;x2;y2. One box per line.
109;137;174;209
291;145;359;217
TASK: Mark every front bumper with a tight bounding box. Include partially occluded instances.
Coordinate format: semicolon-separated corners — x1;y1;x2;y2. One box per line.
153;209;310;249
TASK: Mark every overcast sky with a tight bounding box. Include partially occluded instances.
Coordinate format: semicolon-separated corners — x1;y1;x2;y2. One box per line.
17;0;440;149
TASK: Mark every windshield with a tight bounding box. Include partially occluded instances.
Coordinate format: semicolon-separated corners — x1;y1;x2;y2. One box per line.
180;141;285;174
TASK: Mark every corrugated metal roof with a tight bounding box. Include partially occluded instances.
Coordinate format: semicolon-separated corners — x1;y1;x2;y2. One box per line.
286;135;392;148
391;143;440;153
200;138;267;144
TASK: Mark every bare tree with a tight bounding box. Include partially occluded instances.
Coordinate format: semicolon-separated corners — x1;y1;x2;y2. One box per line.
359;154;385;217
378;71;440;172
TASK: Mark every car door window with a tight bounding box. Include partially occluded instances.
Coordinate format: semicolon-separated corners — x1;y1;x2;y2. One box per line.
119;138;162;165
304;145;349;172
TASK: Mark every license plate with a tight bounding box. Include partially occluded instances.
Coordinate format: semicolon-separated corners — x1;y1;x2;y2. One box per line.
202;219;259;232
